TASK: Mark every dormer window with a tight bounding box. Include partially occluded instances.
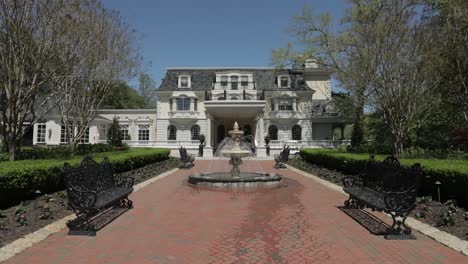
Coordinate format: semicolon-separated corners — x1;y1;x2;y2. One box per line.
241;75;248;88
231;76;238;90
278;75;290;88
178;75;191;88
221;75;228;88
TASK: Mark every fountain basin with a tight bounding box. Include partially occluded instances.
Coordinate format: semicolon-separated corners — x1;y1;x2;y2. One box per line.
188;172;282;189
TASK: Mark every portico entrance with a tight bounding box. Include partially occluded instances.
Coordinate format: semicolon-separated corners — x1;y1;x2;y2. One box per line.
204;100;266;150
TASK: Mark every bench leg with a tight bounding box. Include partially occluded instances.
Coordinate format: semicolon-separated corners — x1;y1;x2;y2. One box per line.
67;210;97;236
385;212;415;240
119;197;133;209
344;197;358;209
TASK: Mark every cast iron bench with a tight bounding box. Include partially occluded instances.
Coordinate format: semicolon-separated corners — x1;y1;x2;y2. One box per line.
63;156;134;235
342;155;422;239
274;145;290;169
179;146;195;168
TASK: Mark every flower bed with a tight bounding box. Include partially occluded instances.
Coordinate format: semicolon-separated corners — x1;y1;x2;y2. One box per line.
0;157;179;247
299;149;468;206
0;148;170;208
288;158;468;241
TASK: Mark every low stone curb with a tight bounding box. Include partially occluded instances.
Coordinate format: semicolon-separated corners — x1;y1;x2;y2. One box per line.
0;167;179;263
288;165;468;256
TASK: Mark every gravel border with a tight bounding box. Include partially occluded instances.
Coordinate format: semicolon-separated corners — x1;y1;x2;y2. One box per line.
0;167;179;263
287;164;468;256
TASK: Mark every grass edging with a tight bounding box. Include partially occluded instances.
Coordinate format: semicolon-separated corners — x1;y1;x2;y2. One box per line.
0;167;179;263
287;164;468;256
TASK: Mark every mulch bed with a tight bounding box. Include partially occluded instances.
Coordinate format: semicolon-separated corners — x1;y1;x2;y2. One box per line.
287;158;468;241
0;157;179;248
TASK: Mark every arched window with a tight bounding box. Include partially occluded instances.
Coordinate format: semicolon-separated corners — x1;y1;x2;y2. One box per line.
191;125;200;140
168;125;177;140
268;125;278;140
231;96;238;100
292;125;301;140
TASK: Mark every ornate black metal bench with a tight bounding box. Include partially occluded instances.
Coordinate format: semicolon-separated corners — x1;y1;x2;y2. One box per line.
179;146;195;168
342;155;422;239
274;145;290;169
63;156;134;235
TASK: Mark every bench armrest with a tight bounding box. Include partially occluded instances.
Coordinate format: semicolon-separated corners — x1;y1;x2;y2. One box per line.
342;175;362;188
383;187;418;213
66;185;97;210
117;176;134;188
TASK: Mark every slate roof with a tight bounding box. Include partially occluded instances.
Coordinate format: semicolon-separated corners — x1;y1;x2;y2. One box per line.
157;68;328;92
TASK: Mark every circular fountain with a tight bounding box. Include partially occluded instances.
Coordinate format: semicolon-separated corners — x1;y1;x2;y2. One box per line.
188;122;282;189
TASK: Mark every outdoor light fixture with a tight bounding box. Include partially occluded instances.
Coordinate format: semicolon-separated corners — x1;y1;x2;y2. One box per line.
435;181;442;203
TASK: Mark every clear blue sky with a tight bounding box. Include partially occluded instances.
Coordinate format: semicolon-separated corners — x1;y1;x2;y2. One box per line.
102;0;348;89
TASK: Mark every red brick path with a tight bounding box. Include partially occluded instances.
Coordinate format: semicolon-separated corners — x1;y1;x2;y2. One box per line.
5;160;467;264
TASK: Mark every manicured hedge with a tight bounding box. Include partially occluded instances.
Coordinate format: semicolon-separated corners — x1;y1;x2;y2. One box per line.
0;148;170;208
300;149;468;206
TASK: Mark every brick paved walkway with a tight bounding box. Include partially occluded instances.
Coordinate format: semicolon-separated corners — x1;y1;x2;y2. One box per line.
5;160;467;264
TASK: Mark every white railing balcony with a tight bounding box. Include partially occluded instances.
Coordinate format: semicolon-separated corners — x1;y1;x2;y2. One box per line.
168;111;200;119
212;81;256;91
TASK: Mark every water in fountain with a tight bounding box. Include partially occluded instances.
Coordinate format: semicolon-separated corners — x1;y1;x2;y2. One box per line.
188;121;282;189
213;136;256;157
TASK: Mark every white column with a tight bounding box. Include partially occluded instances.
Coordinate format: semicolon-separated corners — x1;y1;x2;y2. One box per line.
206;115;212;147
258;114;264;147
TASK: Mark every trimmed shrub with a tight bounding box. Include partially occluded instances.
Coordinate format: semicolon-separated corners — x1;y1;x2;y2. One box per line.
0;148;170;208
300;148;468;206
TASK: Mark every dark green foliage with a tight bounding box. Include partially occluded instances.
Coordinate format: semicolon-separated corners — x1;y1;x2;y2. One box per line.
300;148;468;206
0;148;170;208
350;117;364;148
101;82;147;109
107;117;123;147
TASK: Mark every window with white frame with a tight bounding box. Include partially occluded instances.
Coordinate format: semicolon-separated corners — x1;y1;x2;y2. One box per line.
120;125;130;140
292;125;301;140
241;75;248;88
231;76;238;90
176;97;191;111
191;125;200;140
99;124;107;140
79;127;90;144
221;75;228;88
278;98;293;110
178;76;190;88
138;125;149;141
37;123;46;143
60;124;74;143
168;125;177;140
278;75;290;88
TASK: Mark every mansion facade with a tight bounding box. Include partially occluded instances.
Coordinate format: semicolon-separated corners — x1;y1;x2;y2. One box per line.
31;61;350;157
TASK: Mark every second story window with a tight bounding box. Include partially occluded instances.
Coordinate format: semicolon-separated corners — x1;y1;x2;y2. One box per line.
241;75;248;88
278;98;293;111
221;75;228;88
176;97;191;111
194;98;198;111
178;76;190;88
231;76;238;90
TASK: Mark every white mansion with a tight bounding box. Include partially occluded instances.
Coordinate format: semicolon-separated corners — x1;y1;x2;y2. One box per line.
31;61;350;157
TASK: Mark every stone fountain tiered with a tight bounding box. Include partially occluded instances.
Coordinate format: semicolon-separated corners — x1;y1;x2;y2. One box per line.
188;122;282;189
